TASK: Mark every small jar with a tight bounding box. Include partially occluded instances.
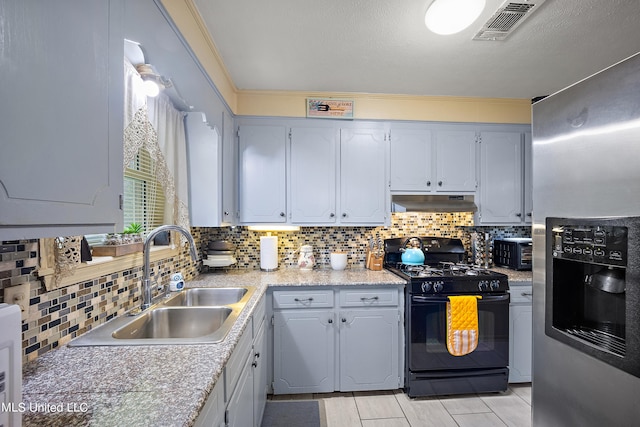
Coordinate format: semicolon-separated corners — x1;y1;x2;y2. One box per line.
297;245;315;271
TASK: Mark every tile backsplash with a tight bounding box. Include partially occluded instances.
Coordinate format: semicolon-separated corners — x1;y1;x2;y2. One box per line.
1;212;530;364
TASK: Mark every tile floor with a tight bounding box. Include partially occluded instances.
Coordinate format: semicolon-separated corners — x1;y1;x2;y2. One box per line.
270;383;531;427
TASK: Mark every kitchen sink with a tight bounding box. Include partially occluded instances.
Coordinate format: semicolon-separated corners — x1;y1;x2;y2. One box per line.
161;287;250;307
69;286;256;346
112;307;231;340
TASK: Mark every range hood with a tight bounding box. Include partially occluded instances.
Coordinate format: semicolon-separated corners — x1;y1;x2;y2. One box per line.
391;194;477;213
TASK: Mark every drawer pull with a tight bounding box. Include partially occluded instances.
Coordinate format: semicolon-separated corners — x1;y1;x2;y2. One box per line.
521;292;533;297
360;296;379;302
328;318;333;323
294;297;314;303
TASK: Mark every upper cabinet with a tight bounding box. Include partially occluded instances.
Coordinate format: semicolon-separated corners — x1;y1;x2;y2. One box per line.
238;125;287;223
187;111;237;227
0;0;124;240
339;128;388;224
389;125;477;193
290;127;339;224
238;120;389;226
476;128;532;225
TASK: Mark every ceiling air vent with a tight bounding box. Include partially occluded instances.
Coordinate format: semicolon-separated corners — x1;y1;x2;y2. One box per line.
473;0;546;41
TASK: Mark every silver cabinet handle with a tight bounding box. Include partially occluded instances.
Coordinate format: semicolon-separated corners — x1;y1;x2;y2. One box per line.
521;292;533;296
342;213;347;218
280;212;285;217
328;318;333;324
438;181;443;186
426;181;431;186
360;296;379;302
294;297;314;302
330;213;335;218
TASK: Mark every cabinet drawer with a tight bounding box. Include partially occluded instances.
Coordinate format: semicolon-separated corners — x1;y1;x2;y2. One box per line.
225;325;253;402
339;288;398;307
272;289;334;309
509;285;533;304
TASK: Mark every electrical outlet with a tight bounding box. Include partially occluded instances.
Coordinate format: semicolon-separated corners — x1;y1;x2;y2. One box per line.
4;282;30;320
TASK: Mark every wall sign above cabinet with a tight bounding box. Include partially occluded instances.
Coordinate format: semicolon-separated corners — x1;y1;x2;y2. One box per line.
307;98;354;119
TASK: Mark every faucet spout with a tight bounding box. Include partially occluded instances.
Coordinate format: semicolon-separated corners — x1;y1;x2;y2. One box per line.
141;225;197;311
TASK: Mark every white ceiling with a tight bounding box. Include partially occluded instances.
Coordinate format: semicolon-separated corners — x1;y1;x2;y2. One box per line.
191;0;640;100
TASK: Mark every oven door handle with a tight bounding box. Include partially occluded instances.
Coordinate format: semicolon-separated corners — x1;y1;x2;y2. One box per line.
411;294;510;304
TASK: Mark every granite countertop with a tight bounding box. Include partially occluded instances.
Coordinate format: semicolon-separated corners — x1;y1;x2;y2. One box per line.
21;268;404;427
490;266;533;285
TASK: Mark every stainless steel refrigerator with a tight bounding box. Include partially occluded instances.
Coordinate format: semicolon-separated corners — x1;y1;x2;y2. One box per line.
532;52;640;426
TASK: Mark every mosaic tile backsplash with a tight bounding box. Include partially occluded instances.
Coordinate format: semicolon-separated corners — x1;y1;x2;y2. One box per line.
1;212;530;364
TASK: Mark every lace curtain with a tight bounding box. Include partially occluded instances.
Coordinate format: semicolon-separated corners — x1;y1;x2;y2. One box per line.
123;59;190;232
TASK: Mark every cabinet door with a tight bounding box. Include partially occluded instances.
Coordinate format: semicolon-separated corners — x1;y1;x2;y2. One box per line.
186;113;221;227
523;131;533;224
389;129;432;191
509;303;533;383
273;310;335;394
226;354;255;427
221;111;237;225
239;125;287;223
339;309;400;391
478;132;523;224
290;127;338;223
339;129;387;224
433;130;477;192
0;0;123;239
253;319;268;427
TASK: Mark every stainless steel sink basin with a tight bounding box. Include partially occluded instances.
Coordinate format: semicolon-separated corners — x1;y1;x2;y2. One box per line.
69;286;256;346
112;307;231;339
161;287;249;307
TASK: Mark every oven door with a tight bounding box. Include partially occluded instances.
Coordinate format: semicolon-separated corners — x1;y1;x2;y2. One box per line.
409;294;510;371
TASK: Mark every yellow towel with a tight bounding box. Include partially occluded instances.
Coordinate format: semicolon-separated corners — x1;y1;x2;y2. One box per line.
446;295;482;356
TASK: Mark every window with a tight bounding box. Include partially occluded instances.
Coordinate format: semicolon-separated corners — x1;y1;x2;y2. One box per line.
124;148;165;232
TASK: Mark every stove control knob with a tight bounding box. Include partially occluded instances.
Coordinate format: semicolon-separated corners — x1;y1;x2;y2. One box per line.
433;282;444;293
421;282;432;292
478;280;489;291
490;280;500;290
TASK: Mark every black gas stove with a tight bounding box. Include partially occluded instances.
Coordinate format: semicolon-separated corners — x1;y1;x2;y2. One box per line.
384;236;510;397
384;237;508;295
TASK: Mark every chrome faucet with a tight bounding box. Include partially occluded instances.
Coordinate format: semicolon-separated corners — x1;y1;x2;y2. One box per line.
141;224;198;311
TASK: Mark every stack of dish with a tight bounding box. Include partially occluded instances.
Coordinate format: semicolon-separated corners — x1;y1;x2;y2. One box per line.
202;240;237;268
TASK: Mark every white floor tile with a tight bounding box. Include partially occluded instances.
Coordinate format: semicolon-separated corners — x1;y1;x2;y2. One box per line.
480;390;532;427
394;390;458;427
510;383;532;405
453;412;509;427
354;390;405;420
438;394;492;414
322;393;362;427
362;418;410;427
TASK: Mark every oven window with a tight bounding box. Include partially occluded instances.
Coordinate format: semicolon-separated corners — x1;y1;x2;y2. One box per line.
410;297;509;371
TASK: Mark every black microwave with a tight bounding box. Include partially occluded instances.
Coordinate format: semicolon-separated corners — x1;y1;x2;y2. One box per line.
493;238;532;270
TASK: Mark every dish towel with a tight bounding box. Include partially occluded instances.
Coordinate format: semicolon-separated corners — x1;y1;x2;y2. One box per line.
446;295;482;356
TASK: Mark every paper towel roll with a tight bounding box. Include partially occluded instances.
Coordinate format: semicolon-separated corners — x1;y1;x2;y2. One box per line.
260;236;278;271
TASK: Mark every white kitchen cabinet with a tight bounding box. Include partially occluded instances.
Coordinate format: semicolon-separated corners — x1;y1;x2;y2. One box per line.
0;0;124;240
389;128;433;191
221;111;238;225
389;126;476;193
523;131;533;224
509;284;533;383
476;130;533;225
194;376;225;427
238;125;287;223
271;287;403;395
340;129;388;224
225;296;268;426
186;113;222;227
272;289;336;394
433;129;478;192
290;127;339;223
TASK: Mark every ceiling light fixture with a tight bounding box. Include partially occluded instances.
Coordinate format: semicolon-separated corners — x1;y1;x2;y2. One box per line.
425;0;486;35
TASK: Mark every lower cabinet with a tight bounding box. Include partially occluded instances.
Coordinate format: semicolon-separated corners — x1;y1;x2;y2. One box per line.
271;287;403;394
222;296;268;427
509;284;533;383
